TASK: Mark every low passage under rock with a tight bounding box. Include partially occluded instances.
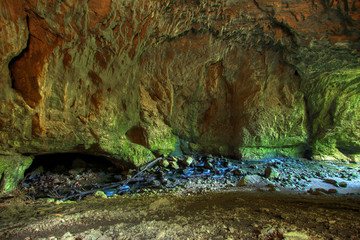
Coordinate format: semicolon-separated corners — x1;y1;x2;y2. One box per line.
16;155;360;202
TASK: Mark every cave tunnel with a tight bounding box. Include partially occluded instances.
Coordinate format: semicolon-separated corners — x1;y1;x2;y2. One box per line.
25;152;121;175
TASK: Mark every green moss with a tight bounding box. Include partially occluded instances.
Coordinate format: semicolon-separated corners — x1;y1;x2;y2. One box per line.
240;96;308;148
311;139;350;161
348;154;360;163
146;124;177;156
188;142;202;153
100;137;155;167
304;68;360;160
238;146;304;160
0;155;33;194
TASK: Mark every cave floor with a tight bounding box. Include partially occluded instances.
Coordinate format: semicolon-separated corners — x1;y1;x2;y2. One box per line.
1;190;360;239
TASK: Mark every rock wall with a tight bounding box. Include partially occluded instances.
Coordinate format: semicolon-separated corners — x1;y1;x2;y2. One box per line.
0;0;359;192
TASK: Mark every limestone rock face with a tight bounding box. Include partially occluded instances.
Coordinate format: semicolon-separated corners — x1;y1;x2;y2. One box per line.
0;0;360;191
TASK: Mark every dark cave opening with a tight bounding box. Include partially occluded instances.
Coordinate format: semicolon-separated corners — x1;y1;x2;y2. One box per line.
25;152;122;175
21;152;132;200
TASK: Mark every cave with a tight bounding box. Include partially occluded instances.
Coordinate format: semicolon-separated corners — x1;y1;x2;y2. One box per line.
1;0;360;239
25;153;120;175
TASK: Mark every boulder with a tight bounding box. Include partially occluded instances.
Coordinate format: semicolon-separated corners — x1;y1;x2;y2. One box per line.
264;167;280;179
236;175;268;187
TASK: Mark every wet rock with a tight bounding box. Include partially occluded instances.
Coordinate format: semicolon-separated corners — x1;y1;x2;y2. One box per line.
264;167;280;179
300;175;309;181
315;172;325;178
308;188;337;195
236;175;267;187
182;156;194;167
308;188;326;195
327;189;338;194
94;191;107;198
324;179;339;187
232;168;247;176
204;161;213;169
170;161;179;169
28;166;44;179
338;182;347;188
161;160;170;168
151;180;161;187
266;184;278;192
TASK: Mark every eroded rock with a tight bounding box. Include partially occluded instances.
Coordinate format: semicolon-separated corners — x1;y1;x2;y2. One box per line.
0;0;359;192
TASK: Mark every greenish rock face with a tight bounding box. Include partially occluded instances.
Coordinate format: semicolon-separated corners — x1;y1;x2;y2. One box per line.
348;154;360;163
238;146;305;160
0;155;33;194
304;68;360;161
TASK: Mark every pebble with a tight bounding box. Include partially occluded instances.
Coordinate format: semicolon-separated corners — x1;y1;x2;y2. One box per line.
338;182;347;188
161;160;170;168
264;167;280;179
324;179;338;187
308;188;338;195
327;188;338;194
60;232;74;240
182;156;194;166
232;168;246;176
94;191;107;198
236;175;266;187
204;161;213;169
170;161;179;169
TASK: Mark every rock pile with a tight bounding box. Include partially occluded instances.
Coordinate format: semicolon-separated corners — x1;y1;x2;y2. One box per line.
17;155;360;202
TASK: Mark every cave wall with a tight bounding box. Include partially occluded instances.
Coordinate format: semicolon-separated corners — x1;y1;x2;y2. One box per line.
0;0;360;192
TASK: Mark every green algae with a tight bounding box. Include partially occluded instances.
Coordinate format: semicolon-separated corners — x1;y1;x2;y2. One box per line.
0;155;33;194
311;139;350;162
144;123;177;156
238;146;304;160
293;39;360;161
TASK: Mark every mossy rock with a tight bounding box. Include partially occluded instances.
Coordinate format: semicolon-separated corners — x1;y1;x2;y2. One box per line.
238;146;304;160
304;68;360;161
348;154;360;163
145;123;177;156
99;137;155;167
0;155;33;194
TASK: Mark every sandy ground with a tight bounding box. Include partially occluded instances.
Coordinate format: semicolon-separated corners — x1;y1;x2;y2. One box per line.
1;189;360;240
